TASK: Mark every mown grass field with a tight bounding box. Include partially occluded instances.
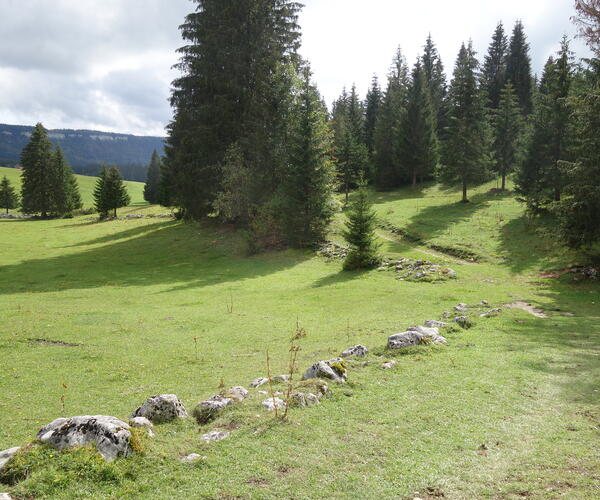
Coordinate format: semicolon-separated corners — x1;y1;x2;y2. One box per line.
0;166;146;209
0;180;598;499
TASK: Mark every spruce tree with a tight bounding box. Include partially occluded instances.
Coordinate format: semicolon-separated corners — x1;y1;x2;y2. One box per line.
50;147;81;216
20;123;54;217
0;176;18;214
364;75;382;156
482;22;508;110
439;42;491;202
280;67;335;247
421;34;447;133
373;47;409;189
506;21;533;114
144;150;162;204
400;59;439;187
342;183;381;270
94;166;131;218
493;82;522;190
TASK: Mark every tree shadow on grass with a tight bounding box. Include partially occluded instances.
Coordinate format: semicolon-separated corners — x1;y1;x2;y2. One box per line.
311;267;371;288
0;222;309;296
64;220;176;247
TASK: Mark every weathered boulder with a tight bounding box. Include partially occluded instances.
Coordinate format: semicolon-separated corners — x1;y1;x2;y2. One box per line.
480;308;501;318
340;345;368;358
201;430;230;442
192;395;233;425
388;326;446;349
223;386;248;402
131;394;188;423
302;358;347;383
290;392;320;407
424;320;448;328
454;303;468;312
37;416;132;461
262;397;286;411
0;447;20;471
129;417;155;438
250;377;268;388
454;316;472;328
273;375;290;384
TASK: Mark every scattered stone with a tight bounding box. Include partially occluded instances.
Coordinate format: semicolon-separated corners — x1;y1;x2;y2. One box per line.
441;311;451;319
0;447;21;470
290;392;320;407
250;377;268;388
129;417;155;437
302;358;347;383
192;395;233;425
223;386;249;402
201;430;230;442
180;453;203;463
317;241;349;260
340;344;368;358
258;390;268;395
424;320;448;328
479;300;489;306
388;326;447;349
0;214;30;219
382;360;397;370
262;397;286;411
37;416;132;461
454;303;468;312
454;316;472;328
131;394;188;423
480;308;502;318
273;375;290;384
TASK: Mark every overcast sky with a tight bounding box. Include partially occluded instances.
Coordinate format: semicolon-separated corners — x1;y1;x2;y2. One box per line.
0;0;591;136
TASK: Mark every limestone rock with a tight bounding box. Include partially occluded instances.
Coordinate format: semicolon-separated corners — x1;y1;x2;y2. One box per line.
454;303;468;312
0;447;20;471
388;327;446;349
129;417;155;438
290;392;320;407
273;375;290;384
302;358;347;383
180;453;203;463
250;377;268;388
454;316;472;328
192;395;233;425
480;308;502;318
262;397;286;411
340;345;368;358
224;386;249;402
0;493;13;500
131;394;188;423
424;320;448;328
382;360;397;370
37;416;132;461
201;430;230;442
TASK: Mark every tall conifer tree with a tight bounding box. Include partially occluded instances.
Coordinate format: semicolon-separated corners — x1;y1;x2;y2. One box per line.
0;176;18;214
364;76;382;156
421;35;447;133
439;42;491;202
506;21;533;114
482;22;508;110
493;82;522;189
144;150;162;204
94;166;131;218
20;123;54;217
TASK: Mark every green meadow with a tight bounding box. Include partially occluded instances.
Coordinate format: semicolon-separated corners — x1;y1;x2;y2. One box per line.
0;180;598;499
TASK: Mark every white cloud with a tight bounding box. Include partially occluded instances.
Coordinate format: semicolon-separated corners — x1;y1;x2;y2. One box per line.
0;0;592;136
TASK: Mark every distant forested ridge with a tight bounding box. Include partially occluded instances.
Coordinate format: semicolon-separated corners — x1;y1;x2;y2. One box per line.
0;123;165;181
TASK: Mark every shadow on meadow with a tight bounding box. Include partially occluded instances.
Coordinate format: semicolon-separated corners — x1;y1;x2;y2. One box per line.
0;220;310;295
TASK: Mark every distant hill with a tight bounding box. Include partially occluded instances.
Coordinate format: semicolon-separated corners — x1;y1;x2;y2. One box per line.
0;123;165;182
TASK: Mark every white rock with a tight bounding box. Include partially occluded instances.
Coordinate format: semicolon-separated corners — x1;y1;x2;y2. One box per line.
192;395;233;424
224;386;249;402
129;417;155;438
131;394;188;423
454;303;468;312
37;416;132;462
291;392;320;407
250;377;268;388
302;359;347;383
424;320;448;328
201;430;230;442
273;374;290;383
262;397;286;411
480;308;502;318
0;447;20;470
340;345;368;358
454;316;472;328
0;493;13;500
382;360;398;370
180;453;203;463
388;328;447;349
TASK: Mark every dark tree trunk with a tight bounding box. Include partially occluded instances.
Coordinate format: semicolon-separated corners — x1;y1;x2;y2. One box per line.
412;170;417;188
554;185;561;202
462;180;468;203
501;173;506;190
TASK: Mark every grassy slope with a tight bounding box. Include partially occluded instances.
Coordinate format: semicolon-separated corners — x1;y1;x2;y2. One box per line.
0;166;145;209
0;181;598;499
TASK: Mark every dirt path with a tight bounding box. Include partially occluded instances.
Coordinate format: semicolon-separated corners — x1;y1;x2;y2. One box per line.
504;301;548;318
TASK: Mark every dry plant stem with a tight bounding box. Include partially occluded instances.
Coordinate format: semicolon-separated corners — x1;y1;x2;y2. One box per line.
227;291;234;314
193;336;199;360
266;349;277;418
282;345;300;420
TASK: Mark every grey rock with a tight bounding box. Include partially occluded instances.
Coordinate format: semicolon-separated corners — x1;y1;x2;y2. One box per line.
0;447;21;470
201;430;230;442
224;386;249;402
192;395;233;425
479;300;489;306
424;320;448;328
262;397;286;411
273;375;290;384
442;311;451;319
131;394;188;423
480;308;502;318
250;377;268;388
37;416;132;461
302;358;347;383
129;417;155;438
454;303;468;312
382;360;397;370
290;392;320;407
340;344;368;358
388;327;447;349
180;453;203;463
454;316;472;328
0;493;13;500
